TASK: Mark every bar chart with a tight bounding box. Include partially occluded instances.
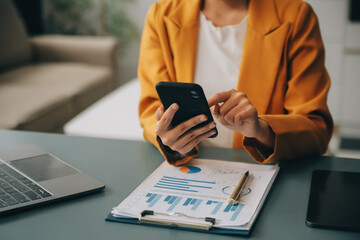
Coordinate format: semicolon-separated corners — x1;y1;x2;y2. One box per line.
223;202;244;221
112;159;280;227
145;193;244;222
145;193;163;207
154;176;215;193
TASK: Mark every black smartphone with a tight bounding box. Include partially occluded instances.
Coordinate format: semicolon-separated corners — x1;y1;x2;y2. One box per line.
155;81;218;138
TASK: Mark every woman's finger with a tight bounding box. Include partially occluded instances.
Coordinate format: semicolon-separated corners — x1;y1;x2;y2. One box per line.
170;114;208;138
155;105;164;121
208;90;233;107
155;104;178;139
157;103;178;129
233;105;258;123
212;104;230;127
172;121;216;150
178;129;218;154
218;92;248;116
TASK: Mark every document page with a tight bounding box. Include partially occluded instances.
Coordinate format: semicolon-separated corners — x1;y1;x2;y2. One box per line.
111;158;278;227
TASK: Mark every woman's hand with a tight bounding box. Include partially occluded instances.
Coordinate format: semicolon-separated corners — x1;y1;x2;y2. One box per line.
155;103;217;155
208;89;274;149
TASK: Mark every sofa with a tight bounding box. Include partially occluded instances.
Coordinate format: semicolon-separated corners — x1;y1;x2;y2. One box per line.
0;0;119;133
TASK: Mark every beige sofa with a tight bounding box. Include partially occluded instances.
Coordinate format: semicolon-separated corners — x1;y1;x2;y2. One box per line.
0;0;118;132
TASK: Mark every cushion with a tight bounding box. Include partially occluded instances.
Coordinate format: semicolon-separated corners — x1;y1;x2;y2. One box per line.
64;79;144;141
0;0;32;72
0;62;112;131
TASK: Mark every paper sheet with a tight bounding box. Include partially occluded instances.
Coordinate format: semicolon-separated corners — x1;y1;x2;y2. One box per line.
112;158;278;227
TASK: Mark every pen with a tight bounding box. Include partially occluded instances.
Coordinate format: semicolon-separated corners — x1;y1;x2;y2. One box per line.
228;170;249;205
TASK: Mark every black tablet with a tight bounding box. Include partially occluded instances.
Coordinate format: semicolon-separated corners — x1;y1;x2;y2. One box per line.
306;170;360;232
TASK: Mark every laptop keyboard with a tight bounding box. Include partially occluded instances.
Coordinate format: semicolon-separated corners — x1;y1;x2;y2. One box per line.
0;163;52;208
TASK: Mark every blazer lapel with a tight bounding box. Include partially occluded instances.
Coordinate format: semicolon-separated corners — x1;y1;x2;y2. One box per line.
164;0;202;83
238;0;290;114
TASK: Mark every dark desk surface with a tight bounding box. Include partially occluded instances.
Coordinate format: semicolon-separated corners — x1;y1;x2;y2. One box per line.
0;130;359;239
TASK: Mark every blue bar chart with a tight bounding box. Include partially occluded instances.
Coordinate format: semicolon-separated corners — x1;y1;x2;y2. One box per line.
183;198;203;210
145;193;162;207
145;193;244;222
112;158;280;228
211;202;224;215
154;176;216;192
163;195;183;211
223;202;244;221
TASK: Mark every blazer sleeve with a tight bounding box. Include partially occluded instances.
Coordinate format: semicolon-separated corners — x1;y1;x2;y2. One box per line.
244;2;334;163
138;3;199;166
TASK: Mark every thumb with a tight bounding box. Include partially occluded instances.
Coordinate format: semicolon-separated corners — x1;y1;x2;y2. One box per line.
155;105;164;121
211;104;220;118
211;104;228;127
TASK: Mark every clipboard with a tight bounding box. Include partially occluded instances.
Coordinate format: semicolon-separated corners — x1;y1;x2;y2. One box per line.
105;210;251;235
106;159;279;236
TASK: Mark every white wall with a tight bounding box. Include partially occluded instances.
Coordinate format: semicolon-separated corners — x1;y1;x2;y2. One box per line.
117;0;156;84
307;0;360;136
306;0;347;125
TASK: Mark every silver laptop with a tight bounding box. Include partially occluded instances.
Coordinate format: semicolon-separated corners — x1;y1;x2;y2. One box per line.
0;144;105;216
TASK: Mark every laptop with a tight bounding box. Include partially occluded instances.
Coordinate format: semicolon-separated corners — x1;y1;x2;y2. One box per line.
0;144;105;216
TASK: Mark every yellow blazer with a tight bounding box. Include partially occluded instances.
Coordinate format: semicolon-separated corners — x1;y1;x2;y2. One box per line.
138;0;334;165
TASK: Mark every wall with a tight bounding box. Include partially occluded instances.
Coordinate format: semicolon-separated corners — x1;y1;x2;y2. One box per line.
116;0;155;84
307;0;360;137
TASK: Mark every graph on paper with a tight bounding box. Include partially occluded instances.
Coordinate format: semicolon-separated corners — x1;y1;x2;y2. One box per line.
111;158;279;227
144;193;244;222
153;176;215;192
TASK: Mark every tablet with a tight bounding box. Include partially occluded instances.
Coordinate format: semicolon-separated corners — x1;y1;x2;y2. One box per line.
306;170;360;232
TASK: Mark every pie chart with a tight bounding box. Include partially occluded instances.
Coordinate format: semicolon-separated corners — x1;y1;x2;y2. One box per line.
179;166;201;174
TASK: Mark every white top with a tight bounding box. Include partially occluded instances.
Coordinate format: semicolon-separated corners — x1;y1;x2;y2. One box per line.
194;12;248;148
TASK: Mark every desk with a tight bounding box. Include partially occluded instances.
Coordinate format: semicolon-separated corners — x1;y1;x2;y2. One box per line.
0;130;359;239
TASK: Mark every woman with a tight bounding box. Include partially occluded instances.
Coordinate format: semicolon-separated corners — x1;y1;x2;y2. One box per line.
138;0;333;166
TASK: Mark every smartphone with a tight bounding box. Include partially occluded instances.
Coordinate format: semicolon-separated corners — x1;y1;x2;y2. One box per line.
155;81;218;138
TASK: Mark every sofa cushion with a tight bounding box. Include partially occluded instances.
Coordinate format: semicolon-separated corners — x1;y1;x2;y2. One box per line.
0;0;32;72
0;63;112;131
